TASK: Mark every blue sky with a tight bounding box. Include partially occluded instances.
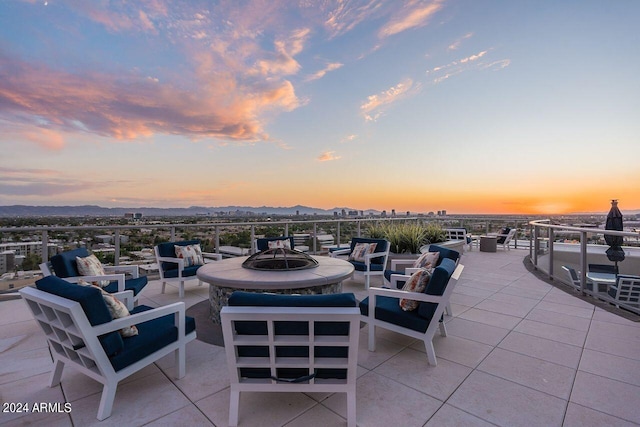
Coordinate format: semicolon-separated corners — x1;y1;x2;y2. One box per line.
1;0;639;214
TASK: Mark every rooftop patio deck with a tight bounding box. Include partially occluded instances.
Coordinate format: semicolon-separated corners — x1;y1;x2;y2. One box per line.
3;248;640;426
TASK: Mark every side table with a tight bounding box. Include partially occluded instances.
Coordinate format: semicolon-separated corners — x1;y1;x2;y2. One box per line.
479;236;497;253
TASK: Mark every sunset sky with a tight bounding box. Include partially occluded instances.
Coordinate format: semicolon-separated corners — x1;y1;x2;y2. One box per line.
1;0;638;214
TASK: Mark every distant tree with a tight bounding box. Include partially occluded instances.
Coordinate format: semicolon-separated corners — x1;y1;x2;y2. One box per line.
21;253;42;271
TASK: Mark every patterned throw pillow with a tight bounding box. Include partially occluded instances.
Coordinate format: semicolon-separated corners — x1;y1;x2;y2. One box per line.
399;268;432;311
76;254;110;287
349;242;377;262
80;281;138;337
268;239;291;250
175;244;204;267
413;251;440;269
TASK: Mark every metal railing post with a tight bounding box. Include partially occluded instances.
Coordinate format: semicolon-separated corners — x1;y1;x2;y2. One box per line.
114;229;120;266
42;230;49;262
580;231;588;295
215;226;220;254
337;221;341;247
170;227;176;242
548;228;554;279
250;225;256;254
533;225;539;267
285;223;289;236
313;222;318;254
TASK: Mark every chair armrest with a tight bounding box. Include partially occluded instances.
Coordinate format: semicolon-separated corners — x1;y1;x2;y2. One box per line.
65;274;126;292
156;256;185;271
202;252;222;261
330;248;351;258
390;273;411;288
390;258;417;271
103;265;140;279
112;290;135;311
368;286;446;304
92;302;186;335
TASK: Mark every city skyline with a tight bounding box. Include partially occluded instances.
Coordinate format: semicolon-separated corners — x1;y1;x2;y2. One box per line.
1;1;639;214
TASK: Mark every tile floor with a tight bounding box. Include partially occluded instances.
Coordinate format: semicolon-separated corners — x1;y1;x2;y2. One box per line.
2;249;640;426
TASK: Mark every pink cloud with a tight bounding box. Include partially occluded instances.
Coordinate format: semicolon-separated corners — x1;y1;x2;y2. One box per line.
0;53;299;142
379;1;444;38
360;79;417;121
317;151;341;162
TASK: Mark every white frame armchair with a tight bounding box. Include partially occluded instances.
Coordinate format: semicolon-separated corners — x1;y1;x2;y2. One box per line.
361;260;464;366
154;240;222;298
330;237;390;289
20;279;196;420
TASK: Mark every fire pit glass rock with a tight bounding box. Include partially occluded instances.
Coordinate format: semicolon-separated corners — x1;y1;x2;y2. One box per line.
242;248;319;271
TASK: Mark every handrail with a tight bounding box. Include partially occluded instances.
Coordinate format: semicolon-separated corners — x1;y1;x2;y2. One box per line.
528;219;640;295
0;215;533;267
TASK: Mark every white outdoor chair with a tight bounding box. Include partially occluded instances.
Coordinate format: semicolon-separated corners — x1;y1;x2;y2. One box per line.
20;275;196;420
488;228;517;251
608;275;640;312
221;292;360;427
330;237;390;289
40;247;147;302
154;239;222;298
360;258;463;366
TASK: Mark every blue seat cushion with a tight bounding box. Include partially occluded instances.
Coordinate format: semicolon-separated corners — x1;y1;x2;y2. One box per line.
36;276;124;357
156;240;201;272
351;260;384;272
102;275;148;296
161;265;201;279
360;295;430;333
50;248;90;278
109;305;196;372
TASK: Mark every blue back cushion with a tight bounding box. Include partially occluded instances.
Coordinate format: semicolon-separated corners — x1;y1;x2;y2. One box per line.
349;237;388;265
35;276;124;357
427;245;460;266
497;228;510;244
256;236;295;251
50;248;90;278
156;240;201;272
228;291;357;308
417;258;456;320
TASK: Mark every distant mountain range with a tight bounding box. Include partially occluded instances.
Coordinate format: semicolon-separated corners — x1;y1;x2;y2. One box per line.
0;204;382;217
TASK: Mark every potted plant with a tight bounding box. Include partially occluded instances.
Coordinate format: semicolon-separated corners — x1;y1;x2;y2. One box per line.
366;222;446;255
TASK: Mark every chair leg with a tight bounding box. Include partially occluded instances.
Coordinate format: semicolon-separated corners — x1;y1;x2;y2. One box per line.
179;281;185;299
425;340;437;366
368;324;376;351
175;346;186;379
439;321;447;337
161;281;166;294
49;359;65;387
365;274;370;290
445;302;452;316
97;381;118;421
228;388;240;427
346;388;357;427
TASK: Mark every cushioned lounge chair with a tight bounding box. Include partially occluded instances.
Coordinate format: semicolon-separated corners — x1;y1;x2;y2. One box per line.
221;292;360;426
40;248;147;301
154;240;221;298
330;237;390;289
20;276;196;420
360;258;464;366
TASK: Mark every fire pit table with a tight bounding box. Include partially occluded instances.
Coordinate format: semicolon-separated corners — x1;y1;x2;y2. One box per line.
197;251;354;324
